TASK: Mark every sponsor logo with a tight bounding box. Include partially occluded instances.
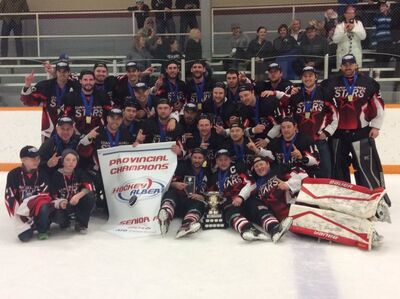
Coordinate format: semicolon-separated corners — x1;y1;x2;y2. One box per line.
113;178;166;203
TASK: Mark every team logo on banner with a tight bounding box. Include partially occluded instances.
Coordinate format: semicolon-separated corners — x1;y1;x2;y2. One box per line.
113;177;166;203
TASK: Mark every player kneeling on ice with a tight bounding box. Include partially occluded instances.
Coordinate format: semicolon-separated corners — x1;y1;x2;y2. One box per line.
5;146;52;242
245;157;304;242
50;149;95;234
289;178;391;250
207;149;269;241
158;148;209;238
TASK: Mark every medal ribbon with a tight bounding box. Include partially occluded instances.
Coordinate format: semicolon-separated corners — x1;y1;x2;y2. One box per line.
105;128;121;147
281;133;298;163
217;169;229;192
80;92;94;117
342;73;358;100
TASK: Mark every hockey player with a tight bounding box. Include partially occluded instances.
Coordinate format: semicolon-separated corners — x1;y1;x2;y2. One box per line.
202;82;237;128
158;148;209;238
225;69;241;104
207;149;268;241
113;61;142;107
244;156;302;242
21;60;79;140
186;60;215;111
93;62;118;102
179;103;199;145
51;149;95;234
63;70;112;136
121;99;141;141
227;122;258;169
130;82;156;120
322;54;390;205
256;116;319;176
38;116;80;175
5;146;52;242
237;83;281;149
255;62;293;96
270;66;338;177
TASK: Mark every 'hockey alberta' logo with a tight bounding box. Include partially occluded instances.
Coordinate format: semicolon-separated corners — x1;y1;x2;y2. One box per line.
112;178;166;204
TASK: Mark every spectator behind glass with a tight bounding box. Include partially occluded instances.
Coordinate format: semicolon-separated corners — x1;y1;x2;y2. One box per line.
165;38;184;62
185;28;202;62
230;23;249;59
324;9;338;41
273;24;298;80
176;0;200;48
289;19;305;44
127;0;150;29
152;0;175;34
332;5;366;68
373;1;393;65
296;25;328;75
246;26;274;80
126;34;154;70
0;0;29;57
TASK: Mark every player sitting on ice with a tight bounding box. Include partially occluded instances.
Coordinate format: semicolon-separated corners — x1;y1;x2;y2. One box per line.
207;149;269;241
245;156;305;242
5;146;52;242
289;178;391;250
158;148;210;238
50;149;95;234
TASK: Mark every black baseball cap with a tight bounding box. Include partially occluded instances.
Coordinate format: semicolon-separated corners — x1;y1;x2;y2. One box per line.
230;122;244;130
20;145;40;159
57;116;74;126
133;82;148;90
267;63;281;72
238;83;254;93
126;61;138;71
214;82;226;90
252;156;269;167
191;147;206;157
56;60;70;71
184;103;198;113
215;149;231;158
123;99;137;109
108;108;123;117
341;54;357;65
301;66;318;75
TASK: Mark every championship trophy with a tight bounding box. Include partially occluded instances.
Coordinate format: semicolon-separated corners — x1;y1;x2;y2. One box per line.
184;175;196;195
203;191;226;229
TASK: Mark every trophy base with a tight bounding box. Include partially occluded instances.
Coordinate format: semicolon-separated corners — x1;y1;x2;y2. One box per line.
202;214;226;230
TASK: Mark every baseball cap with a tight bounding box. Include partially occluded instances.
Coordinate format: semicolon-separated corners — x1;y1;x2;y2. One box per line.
94;62;108;70
214;82;226;90
133;82;148;90
156;98;172;107
57;116;74;126
184;103;198;113
238;83;254;93
301;66;318;75
126;61;138;71
56;60;70;71
267;63;282;72
252;156;269;167
191;147;206;157
215;149;231;158
108;108;123;117
230;122;244;130
61;149;79;163
341;54;357;65
20;145;40;159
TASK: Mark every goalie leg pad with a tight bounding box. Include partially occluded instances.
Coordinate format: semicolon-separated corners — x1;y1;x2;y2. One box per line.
289;204;378;250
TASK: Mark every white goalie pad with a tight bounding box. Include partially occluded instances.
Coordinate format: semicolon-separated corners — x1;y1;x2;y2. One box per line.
295;178;386;219
289;204;376;250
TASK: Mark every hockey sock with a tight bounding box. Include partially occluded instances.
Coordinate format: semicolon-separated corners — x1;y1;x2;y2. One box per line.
182;209;201;225
160;200;175;220
261;214;279;234
231;216;251;234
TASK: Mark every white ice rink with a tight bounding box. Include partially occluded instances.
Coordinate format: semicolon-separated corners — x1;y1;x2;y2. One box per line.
0;173;399;299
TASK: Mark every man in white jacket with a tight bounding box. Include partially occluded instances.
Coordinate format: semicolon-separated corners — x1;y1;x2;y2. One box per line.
332;5;366;68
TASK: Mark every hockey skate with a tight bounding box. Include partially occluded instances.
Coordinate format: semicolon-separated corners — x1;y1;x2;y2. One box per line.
176;221;201;239
270;217;293;243
371;230;384;248
158;208;171;237
74;222;87;234
241;225;270;242
375;199;391;223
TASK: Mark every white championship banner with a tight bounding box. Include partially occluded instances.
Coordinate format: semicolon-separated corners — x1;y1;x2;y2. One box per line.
98;142;177;238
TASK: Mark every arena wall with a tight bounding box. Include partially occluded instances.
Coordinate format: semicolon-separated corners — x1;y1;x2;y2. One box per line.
0;106;399;173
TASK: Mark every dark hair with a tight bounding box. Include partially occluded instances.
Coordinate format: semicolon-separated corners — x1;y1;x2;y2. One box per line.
225;68;239;77
256;26;267;33
93;63;108;70
79;70;95;79
281;116;297;125
278;24;289;33
214;82;226;90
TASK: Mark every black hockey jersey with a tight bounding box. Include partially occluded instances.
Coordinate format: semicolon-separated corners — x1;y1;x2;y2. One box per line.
50;168;94;201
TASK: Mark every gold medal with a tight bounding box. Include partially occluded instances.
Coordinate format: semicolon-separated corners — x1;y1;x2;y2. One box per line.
348;94;353;102
305;112;311;119
57;108;61;115
86;116;92;124
197;103;202;111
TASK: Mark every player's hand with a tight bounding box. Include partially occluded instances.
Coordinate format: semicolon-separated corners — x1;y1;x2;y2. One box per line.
232;196;243;207
171;144;182;156
277;180;290;191
47;152;62;168
247;138;260;154
172;182;187;191
369;128;380;139
69;195;80;206
134;129;145;145
24;70;35;88
154;74;164;90
252;124;266;134
261;90;275;98
60;199;68;209
173;101;183;112
255;138;268;149
229;116;239;125
144;107;155;118
214;124;226;135
167;118;177;132
142;67;154;76
43;61;55;77
189;193;204;201
318;132;327;140
291;86;300;95
87;126;100;140
291;145;302;160
200;138;209;149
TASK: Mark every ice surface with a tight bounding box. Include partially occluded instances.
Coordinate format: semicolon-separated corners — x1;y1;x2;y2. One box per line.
0;173;399;299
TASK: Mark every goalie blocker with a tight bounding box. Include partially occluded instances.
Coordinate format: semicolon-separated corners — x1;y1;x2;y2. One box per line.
288;178;390;250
